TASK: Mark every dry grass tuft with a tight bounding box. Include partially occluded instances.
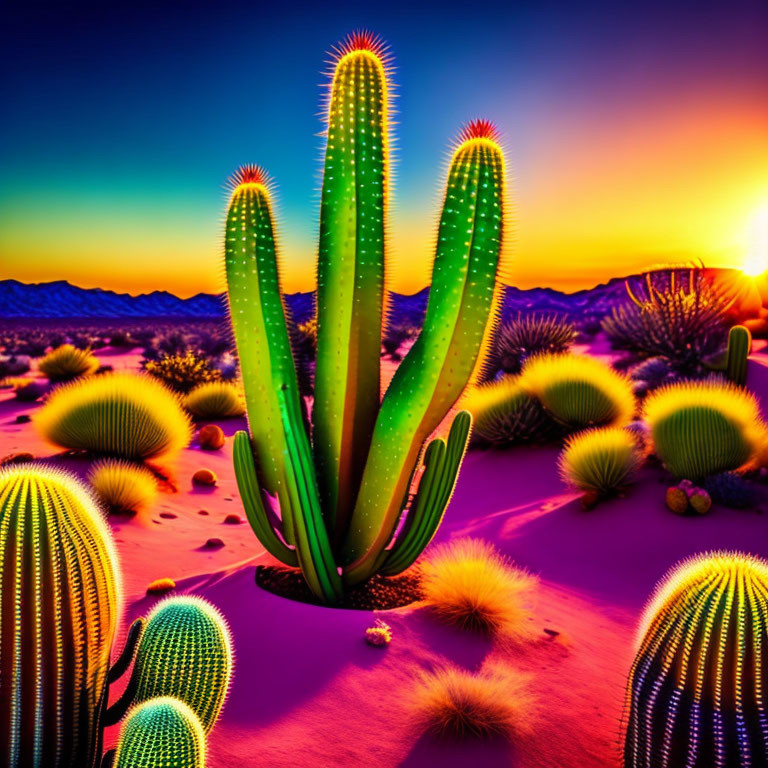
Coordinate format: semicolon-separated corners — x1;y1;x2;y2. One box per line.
89;459;158;515
185;381;245;419
414;663;534;740
420;538;536;637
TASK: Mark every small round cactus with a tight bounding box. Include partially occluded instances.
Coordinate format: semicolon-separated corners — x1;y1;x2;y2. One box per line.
114;697;206;768
133;596;233;732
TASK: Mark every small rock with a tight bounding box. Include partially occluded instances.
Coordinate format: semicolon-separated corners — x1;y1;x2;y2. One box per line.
666;486;689;515
193;469;217;486
543;627;560;639
198;424;226;450
159;511;177;519
15;414;31;424
580;490;600;510
689;489;712;515
204;537;225;549
146;577;176;595
198;509;209;516
224;513;243;524
1;451;34;466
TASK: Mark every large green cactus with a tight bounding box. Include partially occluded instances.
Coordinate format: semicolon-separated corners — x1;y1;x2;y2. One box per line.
726;324;751;387
0;465;121;768
113;697;205;768
624;552;768;767
227;32;506;601
130;596;233;733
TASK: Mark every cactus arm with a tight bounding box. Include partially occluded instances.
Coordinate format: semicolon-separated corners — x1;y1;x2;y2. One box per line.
224;167;311;546
342;126;506;584
103;676;139;728
313;34;390;540
232;430;297;566
101;750;116;768
107;618;144;684
277;389;343;603
381;411;472;575
726;324;751;387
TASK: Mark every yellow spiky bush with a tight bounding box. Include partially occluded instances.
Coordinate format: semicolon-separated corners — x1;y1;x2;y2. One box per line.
37;343;99;382
462;377;554;445
35;372;192;461
185;381;245;419
420;538;536;637
643;380;765;481
559;426;643;495
414;662;534;740
519;353;636;430
88;459;158;514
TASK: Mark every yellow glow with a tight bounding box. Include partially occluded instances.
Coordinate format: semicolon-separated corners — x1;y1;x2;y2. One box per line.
743;201;768;276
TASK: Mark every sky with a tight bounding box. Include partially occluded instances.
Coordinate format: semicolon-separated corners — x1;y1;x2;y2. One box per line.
1;0;767;297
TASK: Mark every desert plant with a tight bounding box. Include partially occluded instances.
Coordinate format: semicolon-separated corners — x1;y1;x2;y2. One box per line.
130;596;233;732
643;380;765;480
185;381;245;419
414;663;533;739
703;470;758;508
519;353;636;430
12;378;48;401
494;313;575;374
226;33;507;602
420;538;535;636
624;552;768;767
725;324;751;387
38;343;99;381
602;269;731;370
559;427;642;496
88;459;158;515
462;377;555;445
113;697;206;768
145;350;222;394
0;465;122;767
35;372;192;461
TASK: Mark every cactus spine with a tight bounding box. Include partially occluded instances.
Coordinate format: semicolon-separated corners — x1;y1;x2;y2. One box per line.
227;33;505;601
114;697;205;768
131;596;233;733
624;552;768;767
0;466;121;768
726;324;751;387
313;33;390;539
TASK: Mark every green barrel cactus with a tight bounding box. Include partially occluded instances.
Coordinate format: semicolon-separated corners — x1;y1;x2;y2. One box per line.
225;32;507;601
114;697;206;768
624;551;768;767
0;465;121;768
726;324;751;387
131;596;233;732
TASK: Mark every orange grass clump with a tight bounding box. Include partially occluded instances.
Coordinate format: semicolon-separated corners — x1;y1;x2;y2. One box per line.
414;663;534;739
420;538;536;636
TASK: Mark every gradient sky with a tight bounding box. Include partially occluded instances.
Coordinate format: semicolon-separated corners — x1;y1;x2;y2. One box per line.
2;0;767;296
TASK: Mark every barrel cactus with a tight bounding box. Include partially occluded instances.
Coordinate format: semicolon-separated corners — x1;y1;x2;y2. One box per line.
725;324;751;387
643;380;765;481
37;343;99;381
34;372;192;461
520;353;636;430
0;465;121;768
131;596;233;732
114;697;206;768
226;32;507;601
624;551;768;767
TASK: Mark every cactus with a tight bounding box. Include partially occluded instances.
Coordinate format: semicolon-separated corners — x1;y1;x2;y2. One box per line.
113;698;205;768
0;465;121;768
725;324;751;387
226;33;506;600
38;343;99;381
88;459;158;515
131;596;233;733
643;380;765;481
493;313;575;374
35;372;192;461
185;381;245;419
624;551;768;767
703;471;757;509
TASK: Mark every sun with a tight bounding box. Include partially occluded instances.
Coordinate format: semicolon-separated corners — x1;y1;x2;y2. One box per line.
742;201;768;276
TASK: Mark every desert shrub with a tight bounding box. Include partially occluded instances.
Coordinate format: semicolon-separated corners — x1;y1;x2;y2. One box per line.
462;377;555;445
519;353;636;430
383;321;419;361
88;459;158;514
602;270;730;370
145;351;222;394
703;471;758;509
558;427;642;495
414;663;533;740
420;538;535;636
11;379;47;402
0;354;31;377
493;313;575;374
629;356;675;391
185;382;245;419
643;380;765;481
37;344;99;382
35;372;192;461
